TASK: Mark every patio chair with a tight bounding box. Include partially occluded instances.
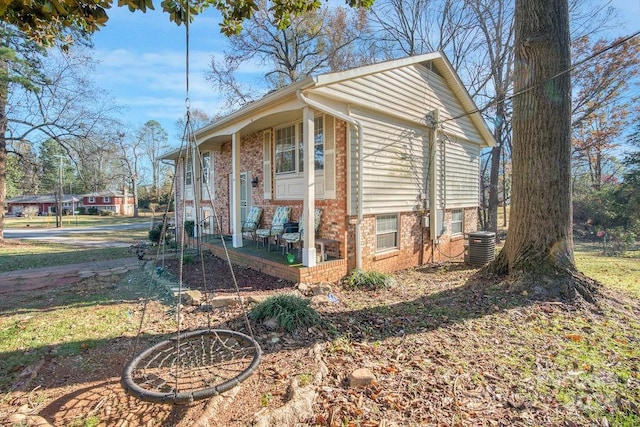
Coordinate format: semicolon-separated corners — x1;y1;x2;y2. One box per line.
241;206;263;241
255;206;292;250
281;208;322;256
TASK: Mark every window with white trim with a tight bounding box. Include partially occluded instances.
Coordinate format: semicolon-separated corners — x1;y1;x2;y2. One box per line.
103;197;111;203
275;116;324;175
88;197;95;203
275;125;296;174
376;214;398;252
185;161;193;186
451;209;463;235
202;152;211;185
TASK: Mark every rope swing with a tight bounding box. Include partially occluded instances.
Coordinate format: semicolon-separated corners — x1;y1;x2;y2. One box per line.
121;2;261;404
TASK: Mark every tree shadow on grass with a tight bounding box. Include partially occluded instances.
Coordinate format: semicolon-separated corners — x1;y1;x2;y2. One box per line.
0;262;537;426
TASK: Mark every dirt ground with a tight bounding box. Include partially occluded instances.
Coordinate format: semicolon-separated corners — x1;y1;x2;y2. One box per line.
1;251;639;426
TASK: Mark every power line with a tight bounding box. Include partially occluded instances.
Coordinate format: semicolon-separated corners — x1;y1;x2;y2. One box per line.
441;29;640;125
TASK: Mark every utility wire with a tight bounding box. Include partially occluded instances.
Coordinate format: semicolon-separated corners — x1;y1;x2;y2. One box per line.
440;29;640;125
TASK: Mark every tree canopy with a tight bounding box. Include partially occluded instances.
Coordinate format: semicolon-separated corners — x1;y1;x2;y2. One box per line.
1;0;376;44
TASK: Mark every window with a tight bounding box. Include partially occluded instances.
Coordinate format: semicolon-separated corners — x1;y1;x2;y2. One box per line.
376;214;398;252
299;116;324;172
202;152;211;184
451;209;463;234
88;197;95;203
103;197;111;203
275;125;296;173
275;116;324;175
185;161;193;186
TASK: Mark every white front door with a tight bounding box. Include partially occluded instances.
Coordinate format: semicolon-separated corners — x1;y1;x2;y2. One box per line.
229;172;250;232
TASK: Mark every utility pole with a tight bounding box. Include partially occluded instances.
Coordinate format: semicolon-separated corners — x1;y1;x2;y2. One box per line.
54;155;64;228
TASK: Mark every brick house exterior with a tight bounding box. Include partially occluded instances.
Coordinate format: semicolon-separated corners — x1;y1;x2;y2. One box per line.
165;53;495;283
80;191;134;216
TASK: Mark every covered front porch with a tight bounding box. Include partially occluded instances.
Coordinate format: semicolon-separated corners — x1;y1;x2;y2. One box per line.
200;235;348;283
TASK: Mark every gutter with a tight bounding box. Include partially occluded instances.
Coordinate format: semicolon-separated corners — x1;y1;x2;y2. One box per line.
296;90;365;270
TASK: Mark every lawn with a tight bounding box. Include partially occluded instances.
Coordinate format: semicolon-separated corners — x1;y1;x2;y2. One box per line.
0;234;638;426
4;213;155;229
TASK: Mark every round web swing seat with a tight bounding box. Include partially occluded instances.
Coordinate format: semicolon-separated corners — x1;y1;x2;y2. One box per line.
122;329;261;404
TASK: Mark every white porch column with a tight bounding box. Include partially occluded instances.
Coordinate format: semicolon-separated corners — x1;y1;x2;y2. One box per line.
302;107;317;267
231;132;243;247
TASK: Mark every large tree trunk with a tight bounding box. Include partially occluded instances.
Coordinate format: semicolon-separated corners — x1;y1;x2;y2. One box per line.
487;0;596;302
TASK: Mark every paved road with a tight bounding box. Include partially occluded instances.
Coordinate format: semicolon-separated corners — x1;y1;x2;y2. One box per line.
4;221;153;247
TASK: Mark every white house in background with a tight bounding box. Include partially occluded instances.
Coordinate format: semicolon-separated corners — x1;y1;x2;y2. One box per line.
164;52;495;283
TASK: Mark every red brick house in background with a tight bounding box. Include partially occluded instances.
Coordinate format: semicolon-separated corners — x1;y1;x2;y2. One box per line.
7;190;134;216
7;194;80;216
79;191;134;216
163;52;495;283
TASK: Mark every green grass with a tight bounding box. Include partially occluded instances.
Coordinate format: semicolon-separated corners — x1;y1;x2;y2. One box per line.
574;242;640;298
4;214;153;229
0;243;138;272
0;270;166;391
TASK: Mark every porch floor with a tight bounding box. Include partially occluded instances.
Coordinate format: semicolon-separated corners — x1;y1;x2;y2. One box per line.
196;234;347;283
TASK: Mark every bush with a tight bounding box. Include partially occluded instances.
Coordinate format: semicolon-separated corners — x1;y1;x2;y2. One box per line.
22;206;39;219
99;210;115;216
184;220;195;237
249;294;321;332
345;269;396;291
87;207;98;215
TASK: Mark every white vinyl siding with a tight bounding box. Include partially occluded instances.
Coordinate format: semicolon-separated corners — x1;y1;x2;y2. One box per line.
349;108;430;215
314;63;483;143
442;138;481;208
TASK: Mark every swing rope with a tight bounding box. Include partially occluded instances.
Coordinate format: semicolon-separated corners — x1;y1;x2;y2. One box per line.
121;2;261;404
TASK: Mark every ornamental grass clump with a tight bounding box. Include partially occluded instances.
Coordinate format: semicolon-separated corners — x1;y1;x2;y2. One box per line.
249;294;321;333
345;269;396;291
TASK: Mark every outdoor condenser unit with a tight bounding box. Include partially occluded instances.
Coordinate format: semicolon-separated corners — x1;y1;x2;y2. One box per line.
467;231;496;266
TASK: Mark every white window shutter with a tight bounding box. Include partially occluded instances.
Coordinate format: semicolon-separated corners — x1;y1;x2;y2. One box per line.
263;130;272;199
324;115;336;199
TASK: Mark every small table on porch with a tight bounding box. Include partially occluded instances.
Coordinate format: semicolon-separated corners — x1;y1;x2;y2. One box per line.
315;238;340;262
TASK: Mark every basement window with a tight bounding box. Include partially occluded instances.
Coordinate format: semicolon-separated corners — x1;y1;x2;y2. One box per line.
376;214;398;252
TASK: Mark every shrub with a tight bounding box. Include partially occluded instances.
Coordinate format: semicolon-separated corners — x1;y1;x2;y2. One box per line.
182;254;195;264
345;269;396;291
23;206;39;219
87;207;98;215
184;220;195;237
148;225;163;243
249;294;321;332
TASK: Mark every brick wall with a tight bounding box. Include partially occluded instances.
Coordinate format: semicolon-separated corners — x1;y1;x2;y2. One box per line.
171;116;480;282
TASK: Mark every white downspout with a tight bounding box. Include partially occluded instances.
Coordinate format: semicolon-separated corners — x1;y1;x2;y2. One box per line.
297;90;365;270
429;110;439;243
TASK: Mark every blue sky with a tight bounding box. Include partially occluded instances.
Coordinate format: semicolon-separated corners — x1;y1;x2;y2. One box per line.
90;0;640;146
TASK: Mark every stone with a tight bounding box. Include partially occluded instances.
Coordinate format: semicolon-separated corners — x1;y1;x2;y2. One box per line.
182;290;203;306
311;284;332;296
348;368;376;388
209;295;243;308
263;318;279;331
297;283;311;294
248;295;268;304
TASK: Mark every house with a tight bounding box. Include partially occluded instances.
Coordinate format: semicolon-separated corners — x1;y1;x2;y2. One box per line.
7;194;80;216
164;52;495;283
79;190;134;216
